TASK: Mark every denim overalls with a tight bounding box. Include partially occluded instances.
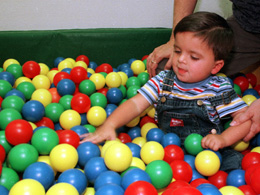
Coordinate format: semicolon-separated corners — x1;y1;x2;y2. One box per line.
156;70;243;172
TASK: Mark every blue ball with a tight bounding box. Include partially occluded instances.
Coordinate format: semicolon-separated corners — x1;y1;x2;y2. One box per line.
5;89;26;101
121;168;151;190
160;133;181;147
243;88;259;97
0;71;15;86
0;185;9;195
125;142;141;158
54;57;65;67
22;100;45;122
105;104;118;117
121;68;134;78
77;142;101;168
56;79;76;96
71;125;88;137
23;162;55;190
84;157;108;184
128;58;137;65
88;61;98;70
61;68;72;74
57;168;88;194
95;183;124;195
197;183;222;195
226;169;245;187
80;113;88;125
184;154;196;169
191;169;205;181
118;63;130;71
128;127;141;140
94;171;122;191
146;128;164;142
106;88;123;105
54;122;62;130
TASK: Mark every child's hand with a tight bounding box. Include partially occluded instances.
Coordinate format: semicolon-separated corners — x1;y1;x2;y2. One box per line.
79;126;117;144
201;133;226;151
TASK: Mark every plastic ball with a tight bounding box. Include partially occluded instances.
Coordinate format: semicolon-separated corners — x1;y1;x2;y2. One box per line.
3;58;20;71
132;136;147;147
195;150;220;176
57;168;87;194
87;106;107;127
105;103;118;117
49;144;78;172
0;108;22;129
71;93;91;113
0;80;12;98
95;63;113;74
137;72;149;86
233;76;249;93
58;60;73;71
59;109;81;129
6;63;23;79
9;179;45;195
124;180;157;195
70;66;88;84
46;183;79;195
0;71;15;86
7;143;38;172
76;54;89;65
145;160;172;189
130;157;146;170
0;144;6;163
106;87;123;104
140;141;164;164
104;142;133;172
242;94;257;106
163;144;185;164
226;169;245;187
22;100;45;122
0;167;19;190
219;186;244;195
171;186;203;195
95;183;124;195
57;79;76;96
5;119;33;145
89;73;106;90
53;72;71;86
32;75;51;89
54;57;65;67
23;162;55;190
117;71;128;86
79;79;96;96
105;72;122;88
58;130;80;148
160;132;181;147
16;81;36;100
45;103;65;123
22;61;41;78
231;140;250;152
1;95;24;112
170;159;193;182
14;76;31;88
146;127;164;142
184;133;204;156
94;170;121;191
90;92;107;108
39;63;50;75
0;131;12;155
208;170;228;189
31;88;52;107
238;185;258;195
131;60;145;75
59;94;73;110
141;122;158;138
0;185;9;195
196;183;222;195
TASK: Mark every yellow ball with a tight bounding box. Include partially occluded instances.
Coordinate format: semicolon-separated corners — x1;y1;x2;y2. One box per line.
46;183;79;195
58;60;73;71
242;94;257;106
31;89;52;107
216;73;227;77
74;61;88;69
126;115;140;127
147;106;155;118
140;141;164;164
38;155;57;175
87;68;95;75
3;58;20;71
83;187;95;195
65;58;76;65
59;109;81;129
101;140;120;157
131;60;146;75
14;76;31;88
29;122;37;130
39;63;50;75
118;71;128;86
104;142;133;172
232;140;250;152
141;122;158;138
195;150;220;176
32;75;51;89
105;72;122;88
219;186;244;195
132;137;147;147
251;146;260;153
9;179;45;195
49;144;78;172
47;70;59;83
87;106;107;127
130;157;146;170
89;73;106;90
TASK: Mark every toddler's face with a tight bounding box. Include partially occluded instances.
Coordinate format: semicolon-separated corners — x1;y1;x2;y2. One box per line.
172;32;221;83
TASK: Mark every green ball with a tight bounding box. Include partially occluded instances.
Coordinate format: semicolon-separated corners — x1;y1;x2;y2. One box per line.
126;77;141;88
233;84;242;96
184;133;203;156
0;131;12;154
137;72;149;86
0;67;3;73
6;64;23;79
79;79;96;96
90;92;107;108
118;85;127;98
143;59;147;70
1;95;25;112
99;72;107;78
0;80;12;98
16;82;36;100
7;143;38;172
126;85;140;99
0;108;22;130
59;94;73;110
0;167;19;190
45;103;65;123
31;127;59;155
145;160;173;189
84;124;96;133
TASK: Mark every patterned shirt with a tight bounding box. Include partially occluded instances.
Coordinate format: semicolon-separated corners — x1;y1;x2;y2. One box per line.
138;70;248;123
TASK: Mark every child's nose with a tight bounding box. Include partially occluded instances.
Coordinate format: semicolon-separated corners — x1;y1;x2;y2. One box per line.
178;54;186;63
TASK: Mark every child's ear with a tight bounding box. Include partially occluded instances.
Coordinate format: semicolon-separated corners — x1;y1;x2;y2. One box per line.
211;60;224;75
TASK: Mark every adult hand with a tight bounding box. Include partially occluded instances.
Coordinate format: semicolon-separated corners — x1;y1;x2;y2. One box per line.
147;40;174;78
230;99;260;142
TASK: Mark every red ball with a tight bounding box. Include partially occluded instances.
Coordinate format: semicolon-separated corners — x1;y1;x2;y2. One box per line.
190;178;210;188
118;133;132;144
233;76;249;93
245;163;260;185
70;66;88;84
95;63;113;74
141;55;149;61
53;72;71;86
250;166;260;194
0;96;3;107
0;144;6;163
163;144;184;164
246;73;257;87
71;93;91;113
124;180;157;195
241;152;260;170
139;115;156;128
97;88;108;96
76;54;89;65
171;186;203;195
48;87;61;103
239;185;258;195
57;130;80;149
170;160;193;183
22;61;41;78
35;117;55;129
166;180;190;191
5;119;33;145
207;170;228;189
254;84;260;96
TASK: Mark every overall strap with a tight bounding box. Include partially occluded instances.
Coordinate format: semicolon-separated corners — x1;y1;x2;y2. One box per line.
208;89;238;107
162;70;176;92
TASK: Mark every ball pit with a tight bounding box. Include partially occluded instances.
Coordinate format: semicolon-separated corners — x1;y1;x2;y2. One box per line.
0;56;259;194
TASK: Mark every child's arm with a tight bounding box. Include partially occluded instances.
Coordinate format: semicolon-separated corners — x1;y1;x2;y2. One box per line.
201;107;251;151
80;94;151;144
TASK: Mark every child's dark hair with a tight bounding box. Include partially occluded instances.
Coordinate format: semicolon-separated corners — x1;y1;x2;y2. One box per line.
174;12;233;61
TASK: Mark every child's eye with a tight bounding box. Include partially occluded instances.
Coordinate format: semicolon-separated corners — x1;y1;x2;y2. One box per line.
174;50;181;54
191;56;199;60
